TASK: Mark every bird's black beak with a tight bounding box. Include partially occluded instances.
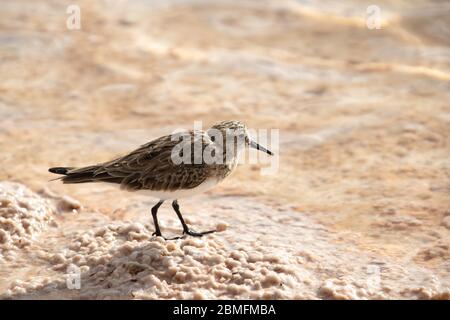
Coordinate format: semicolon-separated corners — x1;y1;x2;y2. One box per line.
249;140;273;156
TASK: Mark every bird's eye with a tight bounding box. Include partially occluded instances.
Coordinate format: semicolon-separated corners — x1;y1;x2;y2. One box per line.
210;136;215;142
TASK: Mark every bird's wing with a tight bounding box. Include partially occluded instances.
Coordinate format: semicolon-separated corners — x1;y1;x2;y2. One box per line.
91;130;214;191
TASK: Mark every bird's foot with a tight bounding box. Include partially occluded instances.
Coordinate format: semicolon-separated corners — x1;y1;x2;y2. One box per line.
152;229;216;240
152;232;179;241
152;231;161;237
182;228;216;238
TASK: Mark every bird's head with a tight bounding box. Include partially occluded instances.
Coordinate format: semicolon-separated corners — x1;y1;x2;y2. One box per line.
207;120;273;156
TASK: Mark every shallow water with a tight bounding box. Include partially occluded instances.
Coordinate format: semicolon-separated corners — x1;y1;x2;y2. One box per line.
0;0;449;299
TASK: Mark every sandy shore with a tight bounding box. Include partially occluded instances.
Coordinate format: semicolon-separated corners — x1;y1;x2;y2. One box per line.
0;0;449;299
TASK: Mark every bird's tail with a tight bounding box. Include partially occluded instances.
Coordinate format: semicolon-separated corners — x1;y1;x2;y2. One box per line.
49;167;74;175
48;166;99;183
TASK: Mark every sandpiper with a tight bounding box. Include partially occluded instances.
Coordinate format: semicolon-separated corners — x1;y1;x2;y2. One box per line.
49;120;273;239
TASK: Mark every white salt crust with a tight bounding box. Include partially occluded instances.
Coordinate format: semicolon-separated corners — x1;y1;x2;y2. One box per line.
0;182;449;300
0;182;53;254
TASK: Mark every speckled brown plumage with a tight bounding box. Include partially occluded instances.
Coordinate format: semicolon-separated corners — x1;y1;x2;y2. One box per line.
49;121;272;239
50;128;237;192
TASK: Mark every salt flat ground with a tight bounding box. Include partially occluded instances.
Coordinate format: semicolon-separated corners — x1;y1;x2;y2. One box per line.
0;0;449;299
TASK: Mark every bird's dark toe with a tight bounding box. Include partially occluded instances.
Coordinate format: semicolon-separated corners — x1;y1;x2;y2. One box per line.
183;228;216;237
152;231;183;241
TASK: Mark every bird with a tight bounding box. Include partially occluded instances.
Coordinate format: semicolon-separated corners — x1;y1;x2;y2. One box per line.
49;120;273;239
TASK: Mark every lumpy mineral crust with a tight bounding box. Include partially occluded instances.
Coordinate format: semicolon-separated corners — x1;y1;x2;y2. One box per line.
0;182;53;252
0;0;449;299
0;183;448;299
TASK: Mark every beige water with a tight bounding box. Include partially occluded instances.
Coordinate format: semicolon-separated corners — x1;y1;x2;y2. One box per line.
0;0;449;299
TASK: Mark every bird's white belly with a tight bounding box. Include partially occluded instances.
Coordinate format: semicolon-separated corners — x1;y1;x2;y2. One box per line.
136;178;221;200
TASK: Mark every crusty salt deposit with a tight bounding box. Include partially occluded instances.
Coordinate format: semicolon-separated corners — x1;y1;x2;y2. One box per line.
0;182;53;257
1;182;448;299
47;226;301;299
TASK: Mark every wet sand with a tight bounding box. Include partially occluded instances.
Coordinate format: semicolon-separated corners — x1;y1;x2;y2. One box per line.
0;0;449;299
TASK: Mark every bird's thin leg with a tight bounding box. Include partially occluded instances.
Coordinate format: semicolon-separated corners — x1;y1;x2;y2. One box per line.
151;200;164;237
172;200;216;237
